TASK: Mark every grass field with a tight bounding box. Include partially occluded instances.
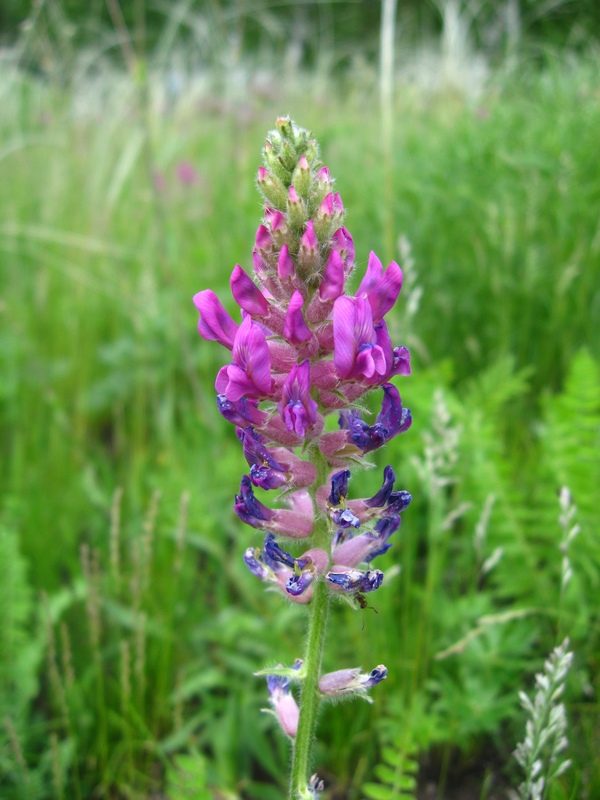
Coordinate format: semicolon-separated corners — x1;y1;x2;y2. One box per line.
1;29;599;800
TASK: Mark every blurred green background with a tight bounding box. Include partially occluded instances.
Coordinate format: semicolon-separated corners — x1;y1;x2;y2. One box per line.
1;1;599;798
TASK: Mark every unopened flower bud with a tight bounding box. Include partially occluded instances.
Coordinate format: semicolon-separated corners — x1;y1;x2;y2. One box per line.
279;139;298;171
230;265;270;317
263;141;290;185
284;291;312;346
298;220;321;277
257;167;288;210
314;192;344;240
278;244;296;282
287;185;308;229
291;154;311;197
313;166;334;205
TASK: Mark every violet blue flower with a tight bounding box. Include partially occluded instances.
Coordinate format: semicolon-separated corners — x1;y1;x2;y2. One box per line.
319;665;387;699
241;427;289;490
339;383;412;453
264;533;313;571
216;394;268;428
234;477;313;538
326;568;384;593
328;470;350;506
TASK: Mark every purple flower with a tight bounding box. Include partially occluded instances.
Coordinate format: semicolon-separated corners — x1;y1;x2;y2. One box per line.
215;316;273;401
230;264;270;317
298;220;320;274
330;509;360;528
333;295;387;382
328;470;350;506
216;394;268;428
344;466;409;523
319;248;345;301
339;383;412;453
380;491;412;517
175;160;198;185
319;665;387;698
266;669;299;738
286;570;314;596
234;475;276;528
330;227;355;275
264;533;312;571
284;291;312;345
364;465;396;508
193;290;239;350
278;360;318;438
234;477;313;538
278;244;295;281
355;251;403;322
241;428;289;490
326;568;384;593
243;547;271;580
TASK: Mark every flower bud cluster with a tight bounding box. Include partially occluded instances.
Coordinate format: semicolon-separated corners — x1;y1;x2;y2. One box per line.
194;117;412;739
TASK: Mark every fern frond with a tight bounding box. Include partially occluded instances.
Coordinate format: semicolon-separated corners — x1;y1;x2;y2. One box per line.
361;738;419;800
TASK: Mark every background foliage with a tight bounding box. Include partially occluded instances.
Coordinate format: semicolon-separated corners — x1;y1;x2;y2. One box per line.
0;1;599;798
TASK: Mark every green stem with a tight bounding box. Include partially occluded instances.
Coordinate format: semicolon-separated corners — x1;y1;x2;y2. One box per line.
289;451;333;799
289;577;330;799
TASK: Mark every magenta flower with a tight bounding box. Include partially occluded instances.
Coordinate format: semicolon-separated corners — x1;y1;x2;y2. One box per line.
278;360;318;437
193;118;414;797
333;295;388;381
230;264;270;317
355;251;403;321
318;249;345;302
215;316;273;401
193;290;239;349
175;160;198;185
284;291;312;346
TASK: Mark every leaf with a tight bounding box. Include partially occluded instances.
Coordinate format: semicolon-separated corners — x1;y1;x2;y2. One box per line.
362;782;394;800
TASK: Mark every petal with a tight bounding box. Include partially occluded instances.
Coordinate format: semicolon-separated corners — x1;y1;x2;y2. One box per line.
356;251;383;298
232;317;273;397
284;291;312;345
333;297;357;378
319;248;345;301
278;244;295;281
193;290;239;349
231;265;270;316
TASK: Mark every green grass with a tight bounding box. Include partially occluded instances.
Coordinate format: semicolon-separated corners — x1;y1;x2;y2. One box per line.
0;41;599;800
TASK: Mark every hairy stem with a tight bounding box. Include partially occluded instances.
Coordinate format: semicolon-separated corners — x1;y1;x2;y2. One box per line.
289;449;333;799
289;577;330;799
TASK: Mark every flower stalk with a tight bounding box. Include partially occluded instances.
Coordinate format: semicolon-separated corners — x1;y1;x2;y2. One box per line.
193;117;412;797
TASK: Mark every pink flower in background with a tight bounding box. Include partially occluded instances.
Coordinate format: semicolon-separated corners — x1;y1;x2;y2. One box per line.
175;160;198;185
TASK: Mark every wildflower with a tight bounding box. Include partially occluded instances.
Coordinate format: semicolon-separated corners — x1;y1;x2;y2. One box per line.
175;160;198;185
193;116;413;796
319;665;388;700
266;670;299;738
278;360;319;437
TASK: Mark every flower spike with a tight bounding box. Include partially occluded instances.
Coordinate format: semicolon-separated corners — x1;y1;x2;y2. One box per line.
194;117;413;794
